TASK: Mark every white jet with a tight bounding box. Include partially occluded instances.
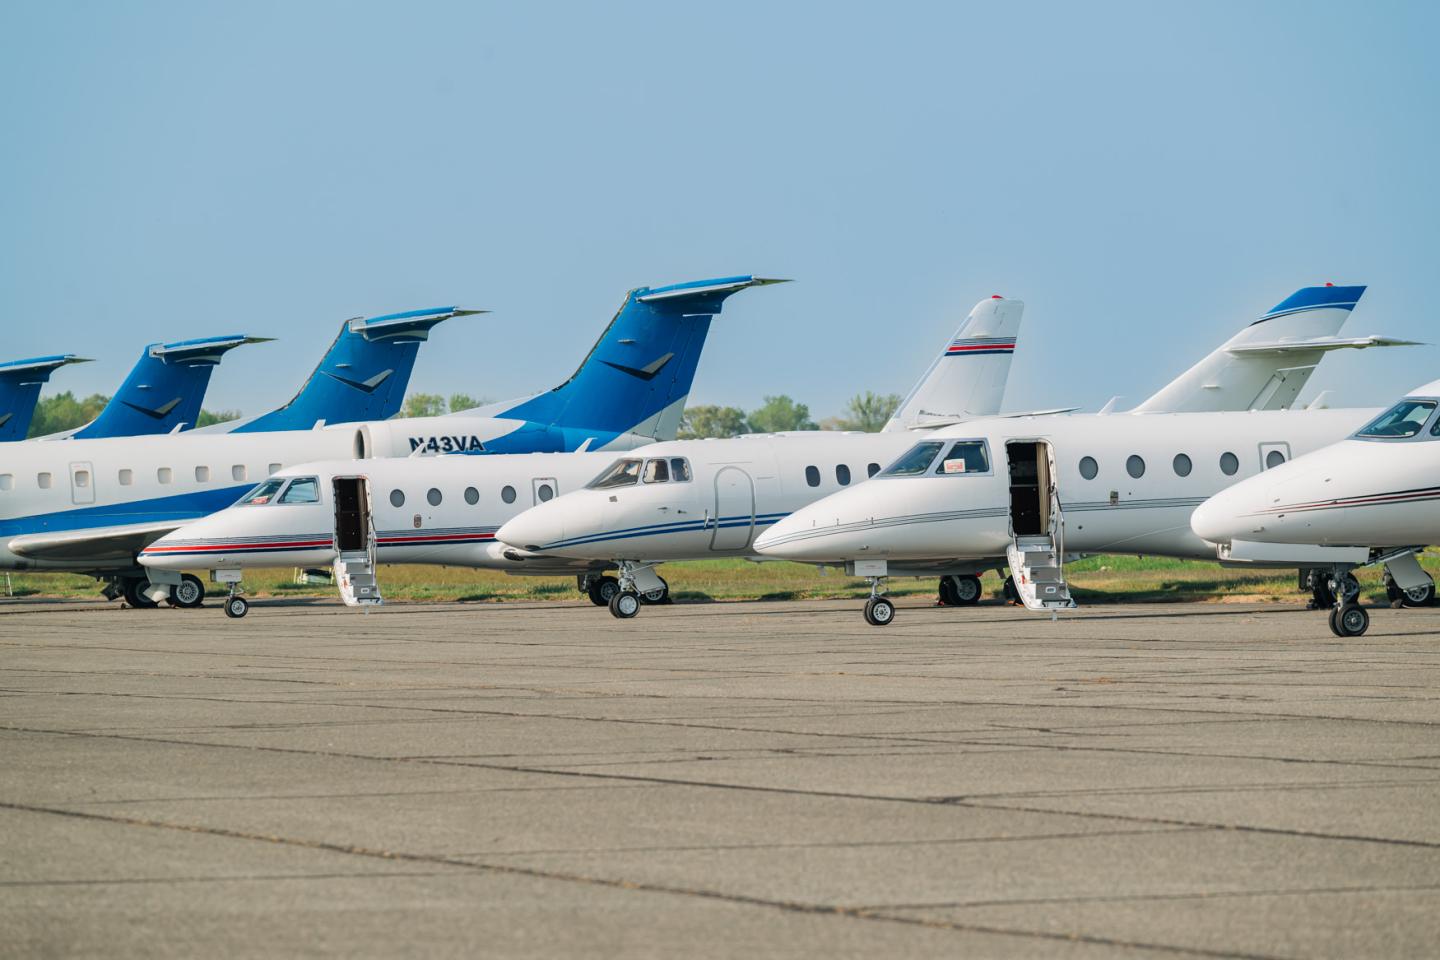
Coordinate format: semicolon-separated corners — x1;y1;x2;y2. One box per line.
1190;380;1440;637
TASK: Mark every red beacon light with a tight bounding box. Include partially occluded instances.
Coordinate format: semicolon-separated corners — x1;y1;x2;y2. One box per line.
1325;282;1334;287
991;294;1003;299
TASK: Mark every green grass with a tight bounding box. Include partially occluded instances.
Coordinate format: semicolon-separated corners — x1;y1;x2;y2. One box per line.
6;553;1436;605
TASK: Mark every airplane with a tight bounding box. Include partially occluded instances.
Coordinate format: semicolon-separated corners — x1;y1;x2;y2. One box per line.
0;354;91;442
138;283;1398;618
0;276;773;609
54;336;269;440
1190;380;1440;638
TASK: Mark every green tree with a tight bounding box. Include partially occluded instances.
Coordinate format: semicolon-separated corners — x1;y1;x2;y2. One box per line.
27;391;110;437
448;393;487;413
196;409;242;428
829;391;903;432
678;405;748;439
746;395;817;433
402;392;448;418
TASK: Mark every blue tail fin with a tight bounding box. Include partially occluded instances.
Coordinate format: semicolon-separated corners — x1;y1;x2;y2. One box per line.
72;335;268;439
235;307;479;433
498;276;784;443
0;355;90;442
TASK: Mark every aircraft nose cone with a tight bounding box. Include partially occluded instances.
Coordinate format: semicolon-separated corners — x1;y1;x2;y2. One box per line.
496;504;566;553
1190;489;1246;544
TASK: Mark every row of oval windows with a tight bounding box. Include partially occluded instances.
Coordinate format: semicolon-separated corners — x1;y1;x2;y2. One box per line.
1078;449;1284;481
388;482;555;509
804;463;883;488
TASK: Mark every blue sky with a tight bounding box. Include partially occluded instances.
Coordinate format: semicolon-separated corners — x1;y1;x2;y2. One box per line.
2;1;1437;419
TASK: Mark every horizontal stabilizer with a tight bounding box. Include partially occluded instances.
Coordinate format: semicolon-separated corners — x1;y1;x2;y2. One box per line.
636;277;790;304
148;335;274;365
1228;335;1423;356
0;354;92;379
351;307;486;341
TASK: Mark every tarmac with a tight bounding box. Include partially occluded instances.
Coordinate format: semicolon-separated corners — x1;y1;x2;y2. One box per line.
2;594;1440;959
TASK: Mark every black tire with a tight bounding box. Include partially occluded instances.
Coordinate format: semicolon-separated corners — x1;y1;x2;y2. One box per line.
1401;580;1435;608
952;575;982;606
639;576;670;605
224;596;249;619
1002;576;1019;604
587;575;620;607
168;574;206;609
1308;569;1335;608
863;597;895;626
1328;604;1369;638
609;591;641;619
123;578;159;609
937;577;959;606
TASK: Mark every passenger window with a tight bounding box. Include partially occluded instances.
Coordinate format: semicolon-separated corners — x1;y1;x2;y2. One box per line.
935;441;989;475
501;485;517;504
537;483;554;502
1172;454;1192;477
1219;452;1239;476
268;463;282;476
241;479;285;505
881;442;944;477
195;466;210;483
37;472;52;489
390;489;406;508
74;470;90;488
232;465;247;482
464;487;479;505
867;462;880;478
280;478;320;504
589;459;643;489
836;464;851;485
0;474;10;492
427;488;442;506
157;468;172;484
118;469;133;486
1126;455;1145;479
643;459;670;483
670;458;692;482
1079;457;1099;480
1265;450;1286;469
805;465;821;487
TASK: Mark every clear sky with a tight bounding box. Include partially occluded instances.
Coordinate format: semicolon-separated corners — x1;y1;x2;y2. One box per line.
2;1;1437;420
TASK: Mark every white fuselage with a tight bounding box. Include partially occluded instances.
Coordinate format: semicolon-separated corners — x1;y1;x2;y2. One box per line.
752;408;1380;566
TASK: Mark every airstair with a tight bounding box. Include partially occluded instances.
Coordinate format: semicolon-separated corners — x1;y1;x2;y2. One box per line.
332;476;383;608
334;547;382;607
1004;440;1076;613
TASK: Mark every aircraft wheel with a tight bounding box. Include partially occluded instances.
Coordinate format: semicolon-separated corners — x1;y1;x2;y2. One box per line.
609;591;641;619
224;596;249;619
937;577;959;606
639;577;670;605
1401;580;1435;608
952;575;982;606
863;597;895;626
1332;572;1360;604
587;575;620;607
1307;570;1335;610
123;578;159;609
168;574;206;609
1328;604;1369;638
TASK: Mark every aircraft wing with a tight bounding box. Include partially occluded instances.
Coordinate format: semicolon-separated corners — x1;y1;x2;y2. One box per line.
1227;335;1424;356
8;522;185;563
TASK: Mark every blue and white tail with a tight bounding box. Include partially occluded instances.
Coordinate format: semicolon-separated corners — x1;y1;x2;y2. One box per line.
0;355;89;442
884;295;1023;431
70;335;267;439
492;275;784;451
1131;284;1413;413
233;307;477;433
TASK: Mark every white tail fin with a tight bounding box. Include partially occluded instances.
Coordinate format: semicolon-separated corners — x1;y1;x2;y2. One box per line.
884;296;1023;431
1130;285;1401;413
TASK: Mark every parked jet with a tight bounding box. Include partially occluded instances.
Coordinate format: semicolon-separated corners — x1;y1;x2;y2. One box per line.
0;355;90;442
1191;380;1440;637
51;335;270;440
0;276;773;608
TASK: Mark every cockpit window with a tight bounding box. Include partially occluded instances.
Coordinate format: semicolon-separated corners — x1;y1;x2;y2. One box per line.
278;477;321;504
238;478;285;506
1356;400;1437;439
934;440;990;475
669;458;692;482
589;459;643;489
880;442;945;477
643;459;670;483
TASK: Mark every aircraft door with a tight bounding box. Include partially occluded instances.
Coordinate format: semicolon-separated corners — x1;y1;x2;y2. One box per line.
333;476;371;552
1258;442;1291;471
710;466;755;550
532;477;558;505
69;462;96;506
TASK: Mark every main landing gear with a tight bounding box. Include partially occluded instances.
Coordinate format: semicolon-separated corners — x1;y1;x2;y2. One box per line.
112;573;207;610
862;578;894;626
937;574;981;607
168;574;206;609
583;575;621;607
1384;570;1435;608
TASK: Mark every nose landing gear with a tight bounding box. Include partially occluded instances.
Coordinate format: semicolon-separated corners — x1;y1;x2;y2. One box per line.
862;578;894;626
1326;565;1368;638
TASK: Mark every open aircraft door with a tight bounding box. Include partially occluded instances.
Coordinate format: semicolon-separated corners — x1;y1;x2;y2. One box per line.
332;475;382;608
1004;440;1075;613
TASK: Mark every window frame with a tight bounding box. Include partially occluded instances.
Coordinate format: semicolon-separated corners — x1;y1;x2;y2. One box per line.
931;439;993;477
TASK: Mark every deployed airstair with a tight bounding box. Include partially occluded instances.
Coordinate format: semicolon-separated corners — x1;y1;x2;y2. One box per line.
332;476;383;608
1004;440;1075;613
